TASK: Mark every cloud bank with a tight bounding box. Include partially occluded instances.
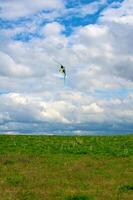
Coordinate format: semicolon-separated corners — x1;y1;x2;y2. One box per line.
0;0;133;134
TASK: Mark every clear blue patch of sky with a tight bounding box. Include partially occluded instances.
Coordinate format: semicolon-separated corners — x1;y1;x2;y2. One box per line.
0;89;12;95
0;17;34;29
65;0;79;8
65;0;100;8
107;0;124;3
95;88;133;100
65;0;124;8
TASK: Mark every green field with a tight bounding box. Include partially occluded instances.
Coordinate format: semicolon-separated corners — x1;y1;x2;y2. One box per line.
0;135;133;200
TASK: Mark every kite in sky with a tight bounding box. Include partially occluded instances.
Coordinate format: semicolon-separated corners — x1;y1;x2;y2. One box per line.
59;64;66;82
54;59;67;83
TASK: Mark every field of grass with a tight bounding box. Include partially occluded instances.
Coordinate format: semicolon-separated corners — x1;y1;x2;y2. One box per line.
0;135;133;200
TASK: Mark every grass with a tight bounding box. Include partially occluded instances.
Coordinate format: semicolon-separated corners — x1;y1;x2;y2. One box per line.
0;135;133;200
65;194;92;200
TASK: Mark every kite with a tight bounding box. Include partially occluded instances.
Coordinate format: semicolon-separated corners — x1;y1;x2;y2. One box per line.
59;64;66;82
54;59;67;83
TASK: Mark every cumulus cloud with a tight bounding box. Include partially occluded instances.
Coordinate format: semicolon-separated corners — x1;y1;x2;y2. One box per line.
82;103;104;114
0;51;33;77
41;22;65;37
1;90;133;133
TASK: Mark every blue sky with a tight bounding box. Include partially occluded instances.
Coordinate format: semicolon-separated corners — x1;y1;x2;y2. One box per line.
0;0;124;39
0;0;133;134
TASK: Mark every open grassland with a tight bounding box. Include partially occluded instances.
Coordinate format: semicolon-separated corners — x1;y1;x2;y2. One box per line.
0;135;133;200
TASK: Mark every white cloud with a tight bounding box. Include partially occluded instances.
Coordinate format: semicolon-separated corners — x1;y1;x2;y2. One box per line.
0;0;64;19
42;22;65;37
0;0;133;132
0;51;33;77
82;103;104;114
100;0;133;24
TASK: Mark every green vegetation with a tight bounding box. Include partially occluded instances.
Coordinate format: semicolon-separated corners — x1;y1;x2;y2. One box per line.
65;194;92;200
0;135;133;200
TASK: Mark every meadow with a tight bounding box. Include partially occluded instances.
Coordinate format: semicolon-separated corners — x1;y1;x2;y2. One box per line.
0;135;133;200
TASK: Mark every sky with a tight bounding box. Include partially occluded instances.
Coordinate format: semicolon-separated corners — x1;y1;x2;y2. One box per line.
0;0;133;134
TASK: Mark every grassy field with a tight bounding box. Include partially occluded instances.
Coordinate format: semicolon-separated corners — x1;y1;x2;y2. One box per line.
0;135;133;200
